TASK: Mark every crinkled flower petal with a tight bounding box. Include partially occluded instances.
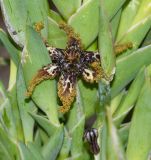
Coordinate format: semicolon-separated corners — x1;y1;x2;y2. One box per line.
58;73;76;113
26;64;59;97
83;51;100;63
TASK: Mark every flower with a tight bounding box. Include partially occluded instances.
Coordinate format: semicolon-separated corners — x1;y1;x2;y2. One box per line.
26;23;104;113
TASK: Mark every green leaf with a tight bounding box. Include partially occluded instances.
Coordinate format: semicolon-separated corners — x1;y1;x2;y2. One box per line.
104;0;126;20
29;113;59;136
99;0;115;78
0;0;49;46
111;45;151;98
119;123;130;148
95;122;107;160
34;130;42;149
66;87;85;160
70;116;85;160
8;84;24;141
27;142;45;160
106;107;126;160
117;0;143;40
8;60;17;91
0;80;17;140
68;0;99;48
126;70;151;160
116;0;151;56
52;0;81;20
110;9;122;41
0;0;27;46
68;0;126;48
19;142;37;160
0;29;20;65
113;67;145;126
86;40;98;51
0;81;7;106
79;81;98;118
110;90;125;115
58;129;72;160
49;10;63;23
67;84;85;129
22;26;59;125
39;129;49;145
47;17;67;48
16;64;37;143
0;125;19;160
98;81;111;109
42;126;64;160
24;0;49;38
141;28;151;47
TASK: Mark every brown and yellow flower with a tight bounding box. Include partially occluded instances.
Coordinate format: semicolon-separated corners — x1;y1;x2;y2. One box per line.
26;23;104;113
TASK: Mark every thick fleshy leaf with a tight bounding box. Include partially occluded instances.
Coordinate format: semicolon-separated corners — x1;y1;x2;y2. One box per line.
99;0;115;79
142;28;151;47
8;61;24;142
0;65;18;139
106;107;126;160
86;40;98;51
8;60;17;91
110;90;125;115
8;84;24;141
116;0;151;56
111;45;151;98
57;129;71;160
119;123;130;148
27;143;45;160
49;10;63;23
78;81;98;118
39;129;49;145
0;29;20;65
68;0;126;48
34;130;42;149
24;0;49;38
16;64;37;143
104;0;126;20
0;125;19;160
111;9;122;41
68;0;99;48
29;113;59;136
95;121;107;160
98;81;111;109
52;0;81;20
19;142;37;160
42;126;64;160
0;0;49;46
117;0;143;39
47;17;67;48
66;87;85;160
113;67;145;126
126;71;151;160
67;85;84;129
0;0;27;46
22;26;59;125
70;116;85;160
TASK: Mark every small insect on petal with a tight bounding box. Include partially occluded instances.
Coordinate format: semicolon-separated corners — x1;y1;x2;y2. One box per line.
84;128;100;155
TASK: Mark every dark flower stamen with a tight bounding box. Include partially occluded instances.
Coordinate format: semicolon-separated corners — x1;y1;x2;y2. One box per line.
26;22;105;113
